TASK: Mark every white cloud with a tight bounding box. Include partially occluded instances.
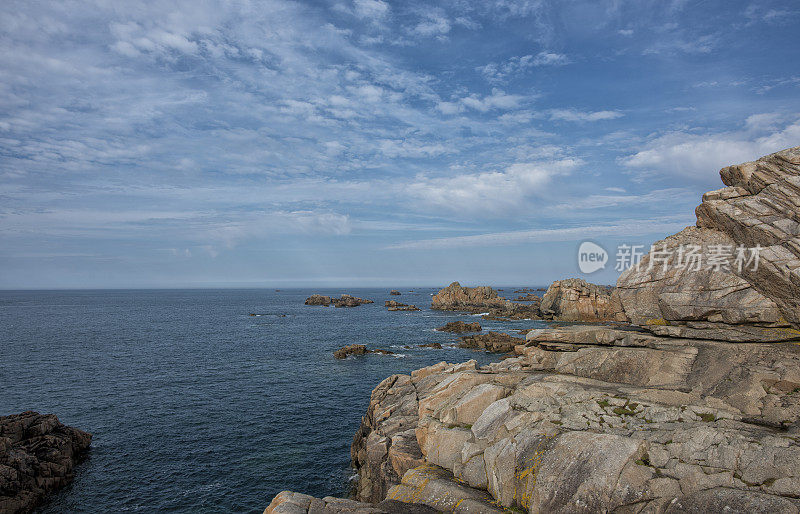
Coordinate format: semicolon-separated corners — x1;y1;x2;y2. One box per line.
548;109;623;122
478;51;569;83
353;0;389;19
386;218;692;250
460;89;524;112
621;116;800;181
407;158;581;213
411;11;451;37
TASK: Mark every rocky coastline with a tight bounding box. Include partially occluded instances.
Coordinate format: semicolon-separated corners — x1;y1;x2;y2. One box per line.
267;146;800;513
0;411;92;514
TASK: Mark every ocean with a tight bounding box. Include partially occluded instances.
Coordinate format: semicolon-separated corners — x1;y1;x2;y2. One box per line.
0;288;548;512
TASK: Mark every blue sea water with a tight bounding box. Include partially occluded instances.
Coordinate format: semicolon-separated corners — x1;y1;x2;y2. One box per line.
0;288;548;512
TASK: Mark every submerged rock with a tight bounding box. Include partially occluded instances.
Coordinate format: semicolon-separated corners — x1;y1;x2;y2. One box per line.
0;411;92;514
435;321;482;333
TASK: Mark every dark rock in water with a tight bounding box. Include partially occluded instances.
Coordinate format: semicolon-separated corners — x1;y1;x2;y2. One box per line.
435;321;482;333
334;344;393;358
459;331;525;353
334;344;369;359
0;411;92;514
514;292;539;301
389;290;402;295
304;294;331;306
419;342;443;349
333;295;374;308
385;300;420;311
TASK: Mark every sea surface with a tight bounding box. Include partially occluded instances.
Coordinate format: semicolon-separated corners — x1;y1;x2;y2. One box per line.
0;288;548;512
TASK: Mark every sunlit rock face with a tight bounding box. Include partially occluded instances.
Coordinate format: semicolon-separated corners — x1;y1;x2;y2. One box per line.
617;146;800;342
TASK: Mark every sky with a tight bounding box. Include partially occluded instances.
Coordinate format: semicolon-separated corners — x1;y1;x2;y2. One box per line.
1;0;799;289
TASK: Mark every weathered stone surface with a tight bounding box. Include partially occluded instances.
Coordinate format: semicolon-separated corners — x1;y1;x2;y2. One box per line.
385;465;504;513
459;332;525;353
263;490;441;513
617;146;800;340
346;324;800;513
435;321;482;333
540;278;627;322
0;411;92;514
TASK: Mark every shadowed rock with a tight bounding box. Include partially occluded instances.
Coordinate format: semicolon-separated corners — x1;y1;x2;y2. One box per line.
0;411;92;514
435;321;481;333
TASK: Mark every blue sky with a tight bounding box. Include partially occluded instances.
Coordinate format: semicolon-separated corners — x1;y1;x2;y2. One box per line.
1;0;799;288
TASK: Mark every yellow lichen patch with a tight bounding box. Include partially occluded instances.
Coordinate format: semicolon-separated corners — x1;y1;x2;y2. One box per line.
645;318;669;326
513;435;553;511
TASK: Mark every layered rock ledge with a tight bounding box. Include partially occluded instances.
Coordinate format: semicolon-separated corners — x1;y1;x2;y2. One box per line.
0;411;92;514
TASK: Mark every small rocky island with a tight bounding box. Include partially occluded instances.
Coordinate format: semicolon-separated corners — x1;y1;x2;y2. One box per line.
305;294;374;307
0;411;92;513
268;146;800;513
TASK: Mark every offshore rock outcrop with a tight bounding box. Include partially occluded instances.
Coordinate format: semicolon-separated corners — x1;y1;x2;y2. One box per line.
305;294;374;307
430;282;510;312
617;146;800;341
385;300;420;311
0;411;92;514
435;321;482;333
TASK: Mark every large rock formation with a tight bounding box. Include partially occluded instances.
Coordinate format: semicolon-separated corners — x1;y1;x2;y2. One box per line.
617;146;800;341
540;278;627;322
348;325;800;512
0;411;92;513
430;282;510;312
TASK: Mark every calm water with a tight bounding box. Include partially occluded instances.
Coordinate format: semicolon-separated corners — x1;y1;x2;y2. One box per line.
0;288;548;512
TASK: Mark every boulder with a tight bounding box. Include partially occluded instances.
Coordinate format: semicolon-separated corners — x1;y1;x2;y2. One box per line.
389;290;402;296
334;344;394;359
540;278;626;322
617;146;800;341
304;294;331;306
334;344;369;359
0;411;92;514
435;321;482;333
